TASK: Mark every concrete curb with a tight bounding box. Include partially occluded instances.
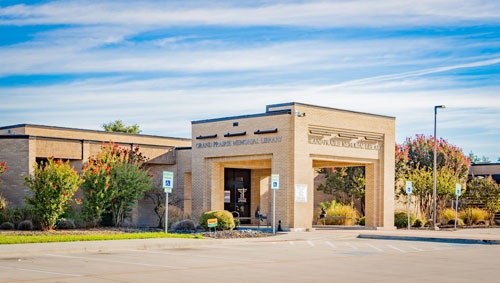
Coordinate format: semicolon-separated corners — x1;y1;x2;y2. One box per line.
357;234;500;245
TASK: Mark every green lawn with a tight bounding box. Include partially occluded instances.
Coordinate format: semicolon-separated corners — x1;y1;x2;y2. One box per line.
0;232;203;245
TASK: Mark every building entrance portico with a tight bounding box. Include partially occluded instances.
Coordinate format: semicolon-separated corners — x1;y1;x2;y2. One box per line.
190;102;395;231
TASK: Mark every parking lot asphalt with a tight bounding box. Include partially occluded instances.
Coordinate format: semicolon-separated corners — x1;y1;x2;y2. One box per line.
2;227;500;259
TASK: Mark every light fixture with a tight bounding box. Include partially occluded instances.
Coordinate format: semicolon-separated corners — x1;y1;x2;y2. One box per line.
432;105;446;230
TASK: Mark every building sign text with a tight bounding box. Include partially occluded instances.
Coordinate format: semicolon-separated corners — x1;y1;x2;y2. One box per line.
308;136;383;151
196;136;282;149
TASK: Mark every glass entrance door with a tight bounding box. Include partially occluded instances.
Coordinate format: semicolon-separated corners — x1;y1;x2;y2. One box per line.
224;168;251;223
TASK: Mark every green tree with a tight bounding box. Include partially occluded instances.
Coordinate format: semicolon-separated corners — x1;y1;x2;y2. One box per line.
468;152;491;163
109;161;152;226
317;166;366;215
24;158;82;230
81;142;152;227
102;120;141;134
465;176;500;224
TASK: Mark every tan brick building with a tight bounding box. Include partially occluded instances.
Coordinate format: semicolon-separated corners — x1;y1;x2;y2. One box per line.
0;124;191;227
0;102;396;230
191;102;395;230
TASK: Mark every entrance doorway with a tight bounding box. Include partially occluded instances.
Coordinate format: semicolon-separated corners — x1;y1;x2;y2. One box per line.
313;161;367;226
224;168;251;223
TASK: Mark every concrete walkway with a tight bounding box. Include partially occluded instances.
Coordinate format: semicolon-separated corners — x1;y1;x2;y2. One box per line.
2;227;500;259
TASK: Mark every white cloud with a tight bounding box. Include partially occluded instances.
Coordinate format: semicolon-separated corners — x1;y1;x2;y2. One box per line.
1;0;499;27
0;0;498;161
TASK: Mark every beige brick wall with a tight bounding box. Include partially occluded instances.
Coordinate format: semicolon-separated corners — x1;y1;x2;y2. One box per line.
191;103;395;230
191;112;293;227
0;138;31;206
0;125;192;228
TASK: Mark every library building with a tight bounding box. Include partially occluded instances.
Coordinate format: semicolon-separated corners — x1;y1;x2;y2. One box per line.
0;102;396;230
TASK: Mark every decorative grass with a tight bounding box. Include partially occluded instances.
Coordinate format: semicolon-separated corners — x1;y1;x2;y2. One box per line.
0;232;203;245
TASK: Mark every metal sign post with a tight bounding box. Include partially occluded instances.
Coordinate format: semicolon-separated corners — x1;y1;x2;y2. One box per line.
162;171;174;233
455;184;462;230
406;181;412;230
271;174;279;234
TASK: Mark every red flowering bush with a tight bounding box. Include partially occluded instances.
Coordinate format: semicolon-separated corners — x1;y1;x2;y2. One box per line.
24;158;83;230
81;142;152;227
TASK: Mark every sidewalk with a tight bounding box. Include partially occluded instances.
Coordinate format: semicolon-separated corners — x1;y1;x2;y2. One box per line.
2;228;499;259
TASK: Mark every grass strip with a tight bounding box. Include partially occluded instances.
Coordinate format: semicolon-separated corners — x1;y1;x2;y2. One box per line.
0;232;203;245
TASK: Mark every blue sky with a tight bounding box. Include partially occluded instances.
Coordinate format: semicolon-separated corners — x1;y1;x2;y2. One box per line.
1;0;499;161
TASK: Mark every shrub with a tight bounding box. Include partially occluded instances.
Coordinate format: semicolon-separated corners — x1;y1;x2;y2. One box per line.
24;158;82;230
358;216;365;226
394;211;414;228
199;210;235;230
60;205;85;228
1;206;38;227
17;220;34;230
81;142;152;227
441;208;457;225
1;222;15;230
171;219;196;231
413;218;425;228
319;201;359;225
57;219;76;230
469;208;488;225
459;208;489;225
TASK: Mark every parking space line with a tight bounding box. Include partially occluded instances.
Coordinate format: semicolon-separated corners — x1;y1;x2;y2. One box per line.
0;264;81;277
46;254;183;269
366;244;384;252
325;241;336;249
409;246;424;251
344;242;358;250
306;241;315;247
132;250;274;263
387;245;407;253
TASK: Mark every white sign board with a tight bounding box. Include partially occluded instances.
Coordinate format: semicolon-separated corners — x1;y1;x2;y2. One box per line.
456;183;462;196
162;171;174;193
271;174;280;190
294;184;308;203
405;181;413;194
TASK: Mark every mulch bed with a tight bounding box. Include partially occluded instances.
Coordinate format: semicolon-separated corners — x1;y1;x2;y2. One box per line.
0;227;275;239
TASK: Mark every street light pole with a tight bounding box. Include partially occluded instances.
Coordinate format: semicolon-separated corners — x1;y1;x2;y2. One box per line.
433;105;446;230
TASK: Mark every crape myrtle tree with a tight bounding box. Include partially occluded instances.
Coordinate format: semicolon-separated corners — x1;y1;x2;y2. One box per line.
395;134;470;220
81;142;152;227
24;158;83;230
